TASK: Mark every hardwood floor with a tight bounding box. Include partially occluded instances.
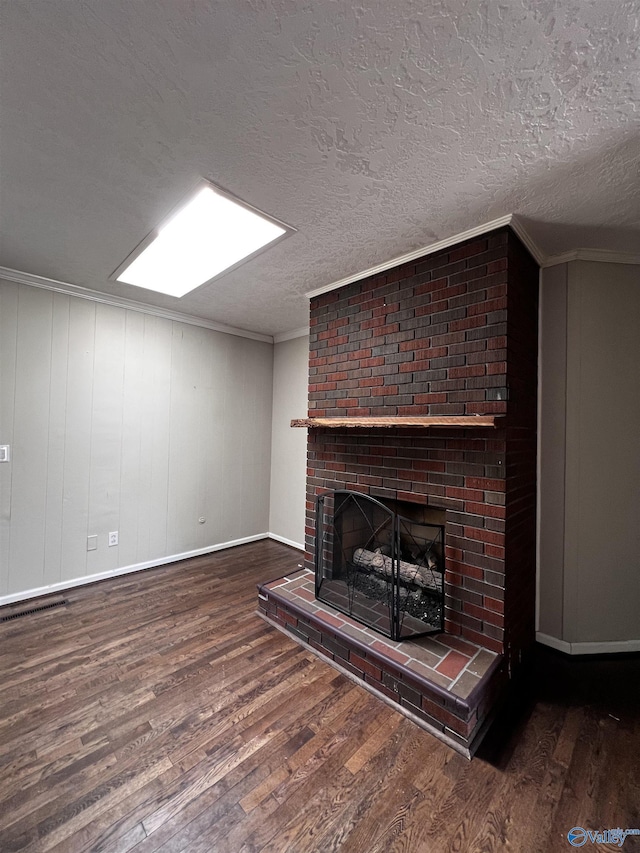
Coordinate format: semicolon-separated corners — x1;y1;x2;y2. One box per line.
0;539;638;852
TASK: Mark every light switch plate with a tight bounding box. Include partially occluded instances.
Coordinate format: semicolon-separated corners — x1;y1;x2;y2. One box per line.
0;445;10;463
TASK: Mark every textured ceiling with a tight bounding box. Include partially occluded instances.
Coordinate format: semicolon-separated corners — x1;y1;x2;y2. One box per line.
1;0;639;336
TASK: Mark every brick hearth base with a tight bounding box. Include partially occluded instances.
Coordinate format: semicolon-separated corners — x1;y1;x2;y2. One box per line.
257;569;507;758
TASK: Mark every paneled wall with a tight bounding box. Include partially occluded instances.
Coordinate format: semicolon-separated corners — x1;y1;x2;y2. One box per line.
269;335;308;549
538;261;640;651
0;279;273;600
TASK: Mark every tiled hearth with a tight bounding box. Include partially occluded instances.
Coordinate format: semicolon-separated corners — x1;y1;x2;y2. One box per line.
258;568;506;757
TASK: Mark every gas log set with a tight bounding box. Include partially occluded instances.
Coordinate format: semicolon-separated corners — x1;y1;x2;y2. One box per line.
315;489;445;641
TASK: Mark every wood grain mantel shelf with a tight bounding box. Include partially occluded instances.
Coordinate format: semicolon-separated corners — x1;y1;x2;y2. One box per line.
291;415;503;429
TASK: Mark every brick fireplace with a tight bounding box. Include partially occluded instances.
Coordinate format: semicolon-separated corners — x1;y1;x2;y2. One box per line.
258;225;539;755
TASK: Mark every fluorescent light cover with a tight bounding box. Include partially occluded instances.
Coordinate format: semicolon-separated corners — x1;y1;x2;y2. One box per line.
116;184;287;297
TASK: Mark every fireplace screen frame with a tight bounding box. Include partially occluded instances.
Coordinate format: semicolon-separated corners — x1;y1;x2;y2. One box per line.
314;490;445;641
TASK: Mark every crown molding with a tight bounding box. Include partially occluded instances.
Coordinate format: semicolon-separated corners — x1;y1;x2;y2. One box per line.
542;248;640;268
273;326;309;343
506;214;546;265
305;214;545;299
0;266;274;343
304;214;640;301
4;232;637;344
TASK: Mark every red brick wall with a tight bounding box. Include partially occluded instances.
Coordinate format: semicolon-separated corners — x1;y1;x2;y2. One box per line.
304;226;539;672
309;231;511;418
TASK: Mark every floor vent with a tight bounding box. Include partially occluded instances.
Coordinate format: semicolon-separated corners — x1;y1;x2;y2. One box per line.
0;599;69;622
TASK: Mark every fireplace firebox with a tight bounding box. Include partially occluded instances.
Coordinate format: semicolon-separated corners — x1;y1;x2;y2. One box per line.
315;490;445;641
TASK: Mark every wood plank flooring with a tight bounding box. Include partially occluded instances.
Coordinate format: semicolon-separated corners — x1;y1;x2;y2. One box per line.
0;540;638;852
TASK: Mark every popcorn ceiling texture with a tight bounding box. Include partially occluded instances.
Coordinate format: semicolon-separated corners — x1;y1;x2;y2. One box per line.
1;0;639;334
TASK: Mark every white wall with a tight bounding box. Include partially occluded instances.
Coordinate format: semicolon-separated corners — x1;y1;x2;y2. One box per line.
268;335;309;549
538;261;640;652
0;279;273;602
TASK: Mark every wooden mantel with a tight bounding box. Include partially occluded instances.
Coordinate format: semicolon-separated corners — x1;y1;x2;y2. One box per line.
291;415;503;429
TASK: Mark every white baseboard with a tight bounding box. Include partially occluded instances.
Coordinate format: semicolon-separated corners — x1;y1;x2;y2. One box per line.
267;532;305;551
536;633;572;653
537;632;640;655
0;533;270;607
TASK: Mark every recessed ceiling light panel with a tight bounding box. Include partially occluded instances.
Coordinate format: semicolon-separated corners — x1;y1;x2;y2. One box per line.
112;181;293;297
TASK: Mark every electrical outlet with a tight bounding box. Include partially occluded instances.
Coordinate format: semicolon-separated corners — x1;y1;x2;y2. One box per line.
108;531;118;547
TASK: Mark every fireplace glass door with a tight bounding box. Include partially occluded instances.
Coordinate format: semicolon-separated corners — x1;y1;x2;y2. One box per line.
315;490;444;641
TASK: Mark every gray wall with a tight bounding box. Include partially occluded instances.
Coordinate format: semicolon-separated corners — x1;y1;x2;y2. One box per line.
0;279;273;601
538;260;640;651
4;261;639;654
538;262;567;641
269;335;308;549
